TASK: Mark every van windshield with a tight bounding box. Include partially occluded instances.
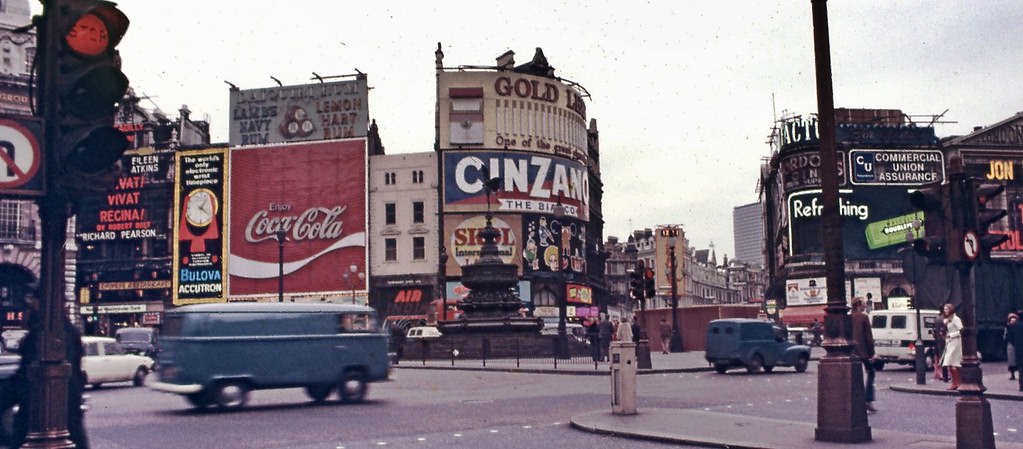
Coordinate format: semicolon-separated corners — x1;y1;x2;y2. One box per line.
117;331;150;342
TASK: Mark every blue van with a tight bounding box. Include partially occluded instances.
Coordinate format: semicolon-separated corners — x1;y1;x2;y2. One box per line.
705;318;811;374
146;303;390;409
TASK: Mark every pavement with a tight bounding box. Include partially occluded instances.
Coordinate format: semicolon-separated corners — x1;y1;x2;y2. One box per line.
397;347;1023;448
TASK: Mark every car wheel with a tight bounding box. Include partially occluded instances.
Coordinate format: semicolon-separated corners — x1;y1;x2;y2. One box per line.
214;381;249;409
305;384;333;402
763;365;775;373
186;391;211;409
714;363;728;374
132;367;148;387
746;354;764;374
338;370;367;404
794;354;809;373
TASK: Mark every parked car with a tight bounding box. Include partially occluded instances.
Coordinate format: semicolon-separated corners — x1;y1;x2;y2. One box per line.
1;329;27;352
114;327;158;356
705;318;811;374
406;326;442;339
870;308;940;370
147;303;390;410
81;336;154;388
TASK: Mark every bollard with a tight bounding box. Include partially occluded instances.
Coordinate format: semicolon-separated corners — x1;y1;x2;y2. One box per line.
610;341;637;415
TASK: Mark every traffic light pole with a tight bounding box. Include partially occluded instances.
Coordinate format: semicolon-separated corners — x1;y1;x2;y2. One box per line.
948;167;995;449
22;3;75;447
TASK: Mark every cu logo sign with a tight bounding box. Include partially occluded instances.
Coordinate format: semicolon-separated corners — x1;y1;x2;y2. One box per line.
0;118;41;189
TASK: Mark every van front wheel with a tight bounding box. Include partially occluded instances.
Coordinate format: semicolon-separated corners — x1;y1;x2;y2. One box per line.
339;371;367;404
305;385;333;402
214;381;249;409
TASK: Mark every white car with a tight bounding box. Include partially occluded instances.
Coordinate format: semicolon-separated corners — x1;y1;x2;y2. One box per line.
81;336;154;388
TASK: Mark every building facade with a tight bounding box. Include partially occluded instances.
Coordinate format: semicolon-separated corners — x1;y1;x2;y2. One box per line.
434;46;607;325
732;202;764;266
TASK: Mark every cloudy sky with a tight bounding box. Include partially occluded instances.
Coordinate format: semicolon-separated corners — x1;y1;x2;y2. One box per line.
34;1;1023;258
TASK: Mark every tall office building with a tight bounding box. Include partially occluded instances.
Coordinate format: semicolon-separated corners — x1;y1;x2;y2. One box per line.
732;202;764;266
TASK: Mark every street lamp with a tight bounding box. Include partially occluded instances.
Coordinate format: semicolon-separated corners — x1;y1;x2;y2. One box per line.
667;235;684;352
276;230;286;302
343;264;365;304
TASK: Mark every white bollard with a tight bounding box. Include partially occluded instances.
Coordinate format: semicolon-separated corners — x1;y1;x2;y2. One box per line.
610;341;637;415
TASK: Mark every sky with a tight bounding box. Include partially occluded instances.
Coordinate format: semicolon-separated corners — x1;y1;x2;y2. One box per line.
32;1;1023;259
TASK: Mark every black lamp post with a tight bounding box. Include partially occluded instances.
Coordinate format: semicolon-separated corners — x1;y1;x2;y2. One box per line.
276;230;286;302
439;246;448;321
668;235;683;352
343;264;365;304
552;199;570;359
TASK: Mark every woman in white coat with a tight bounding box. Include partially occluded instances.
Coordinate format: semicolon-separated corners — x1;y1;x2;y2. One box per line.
940;303;963;390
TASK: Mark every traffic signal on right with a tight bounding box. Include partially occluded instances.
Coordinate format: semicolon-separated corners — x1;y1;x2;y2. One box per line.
644;268;656;299
909;183;948;262
45;0;130;199
973;181;1010;256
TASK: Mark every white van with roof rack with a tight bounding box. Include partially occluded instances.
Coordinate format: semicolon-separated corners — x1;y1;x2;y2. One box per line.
869;308;940;370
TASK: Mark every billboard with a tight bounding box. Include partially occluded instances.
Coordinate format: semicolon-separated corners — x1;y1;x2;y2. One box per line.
444;214;521;277
443;150;589;221
77;150;172;243
438;71;588;161
521;214;587;275
173;148;228;304
787;188;923;260
228;78;369;146
962;155;1023;257
228;140;366;297
848;149;944;186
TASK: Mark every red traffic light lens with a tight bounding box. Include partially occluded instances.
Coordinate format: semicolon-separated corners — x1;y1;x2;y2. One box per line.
66;13;111;57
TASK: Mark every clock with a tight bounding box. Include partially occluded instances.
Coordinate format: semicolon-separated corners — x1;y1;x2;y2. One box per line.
184;188;217;228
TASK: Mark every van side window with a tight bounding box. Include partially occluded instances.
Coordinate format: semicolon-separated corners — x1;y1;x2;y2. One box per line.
871;316;887;328
84;342;99;356
923;316;936;329
891;316;907;329
338;313;378;333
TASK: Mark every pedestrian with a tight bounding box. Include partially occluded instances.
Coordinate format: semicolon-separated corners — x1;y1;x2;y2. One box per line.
1005;313;1019;381
616;317;634;343
810;318;823;346
851;298;878;413
630;319;641;344
598;316;614;361
940;303;964;390
932;314;948;382
1005;311;1023;392
586;318;601;362
658;318;672;354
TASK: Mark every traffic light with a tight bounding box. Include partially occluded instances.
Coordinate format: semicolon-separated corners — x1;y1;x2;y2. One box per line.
44;0;130;199
909;183;948;261
973;181;1010;255
628;269;644;302
644;268;655;299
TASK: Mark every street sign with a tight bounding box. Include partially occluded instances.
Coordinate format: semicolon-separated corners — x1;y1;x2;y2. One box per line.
0;116;44;197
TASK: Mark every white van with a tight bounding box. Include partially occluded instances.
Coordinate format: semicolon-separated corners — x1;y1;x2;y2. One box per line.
869;308;941;370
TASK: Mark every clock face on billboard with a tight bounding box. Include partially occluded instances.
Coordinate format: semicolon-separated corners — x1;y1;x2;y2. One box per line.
184;188;217;227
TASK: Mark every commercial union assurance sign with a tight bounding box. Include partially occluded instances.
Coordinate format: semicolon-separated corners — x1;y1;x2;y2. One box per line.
849;149;944;186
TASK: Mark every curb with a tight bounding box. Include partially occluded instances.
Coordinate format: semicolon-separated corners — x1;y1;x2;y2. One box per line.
890;384;1023;401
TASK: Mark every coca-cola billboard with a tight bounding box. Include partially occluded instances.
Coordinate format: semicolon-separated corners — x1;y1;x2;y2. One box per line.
228;140;367;297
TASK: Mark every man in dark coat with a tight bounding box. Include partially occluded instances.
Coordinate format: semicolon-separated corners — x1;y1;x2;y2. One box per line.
598;316;614;362
851;298;877;413
1006;313;1023;392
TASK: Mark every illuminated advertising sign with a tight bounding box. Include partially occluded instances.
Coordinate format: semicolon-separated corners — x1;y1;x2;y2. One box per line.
785;277;826;307
445;280;531;304
566;283;592;305
521;214;586;275
443;150;589;221
779;150;846;192
228;78;369;146
961;155;1023;256
439;71;588;161
77;151;171;243
173;148;228;304
228;140;367;297
849;150;944;185
787;188;920;260
444;214;520;277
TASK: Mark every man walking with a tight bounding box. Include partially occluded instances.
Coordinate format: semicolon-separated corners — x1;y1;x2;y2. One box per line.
598;315;614;361
851;298;878;413
658;318;672;354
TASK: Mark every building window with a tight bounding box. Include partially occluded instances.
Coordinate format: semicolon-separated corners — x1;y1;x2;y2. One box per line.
384;172;396;185
0;200;21;239
384;238;397;261
24;47;33;73
412;237;425;260
412;170;424;184
384;203;396;225
412;201;424;224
